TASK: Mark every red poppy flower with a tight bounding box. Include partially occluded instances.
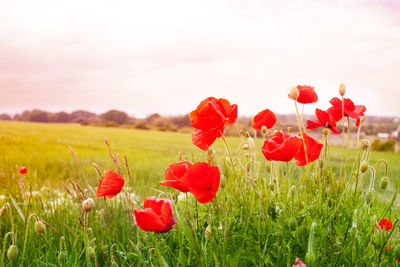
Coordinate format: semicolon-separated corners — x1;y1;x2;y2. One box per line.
134;197;176;232
19;166;27;174
96;169;125;199
294;133;323;166
183;162;220;204
262;131;302;162
289;85;318;104
251;109;277;131
375;218;393;231
306;108;339;134
328;97;366;127
190;97;237;150
159;161;192;192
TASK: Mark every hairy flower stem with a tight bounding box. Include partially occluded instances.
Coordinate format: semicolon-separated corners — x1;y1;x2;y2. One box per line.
294;101;308;165
20;214;38;267
340;96;345;183
1;232;16;266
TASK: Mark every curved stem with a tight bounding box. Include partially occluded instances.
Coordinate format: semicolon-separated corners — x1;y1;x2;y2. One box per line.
376;160;388;177
1;232;16;266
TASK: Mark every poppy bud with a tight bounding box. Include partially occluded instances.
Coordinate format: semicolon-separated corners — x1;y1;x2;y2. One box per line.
220;175;226;188
7;245;18;261
361;141;369;150
288;217;297;231
394;244;400;258
0;206;7;217
261;126;268;135
289;86;299;100
380;176;389;190
239;130;244;136
58;252;67;264
242;144;249;150
287;127;292;133
205;225;212;239
266;163;271;173
360;161;369;173
339;83;346;96
299;202;305;210
319;160;324;169
34;220;46;234
268;182;275;191
87;246;95;259
82;198;94;212
322;128;330;136
365;190;374;205
306;252;315;263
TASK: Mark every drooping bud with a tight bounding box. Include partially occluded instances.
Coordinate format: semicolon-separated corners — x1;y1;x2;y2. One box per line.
82;198;94;212
7;245;18;261
365;190;374;205
242;144;249;150
361;140;369;150
380;176;389;190
261;126;268;135
360;161;369;173
34;220;46;234
322;128;330;136
287;127;292;133
0;205;7;217
288;217;297;231
289;86;299;100
205;225;212;239
299;202;305;210
339;83;346;96
306;222;317;264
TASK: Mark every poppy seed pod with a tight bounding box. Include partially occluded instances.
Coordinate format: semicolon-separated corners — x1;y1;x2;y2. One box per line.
380;176;389;190
289;86;299;100
287;127;292;133
322;128;330;136
0;206;7;217
339;83;346;96
394;245;400;258
205;225;212;239
360;161;369;173
288;217;297;231
365;190;374;205
82;198;94;212
242;144;249;150
261;126;268;135
7;245;18;261
34;220;46;234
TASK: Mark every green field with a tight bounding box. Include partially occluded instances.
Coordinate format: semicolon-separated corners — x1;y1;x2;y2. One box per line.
1;121;400;266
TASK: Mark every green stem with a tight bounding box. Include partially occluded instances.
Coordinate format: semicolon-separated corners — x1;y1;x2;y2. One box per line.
84;212;91;267
20;214;37;267
294;101;308;165
1;232;16;266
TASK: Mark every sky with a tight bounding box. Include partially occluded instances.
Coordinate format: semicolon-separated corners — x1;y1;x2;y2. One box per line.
0;0;399;117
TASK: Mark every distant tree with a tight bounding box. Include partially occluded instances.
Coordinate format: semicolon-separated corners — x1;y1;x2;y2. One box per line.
146;113;161;124
51;112;71;123
101;110;130;125
70;110;96;123
0;113;11;120
29;109;49;122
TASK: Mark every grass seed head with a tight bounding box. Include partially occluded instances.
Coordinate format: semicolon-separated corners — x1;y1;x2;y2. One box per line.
7;245;18;261
82;198;94;212
205;225;212;239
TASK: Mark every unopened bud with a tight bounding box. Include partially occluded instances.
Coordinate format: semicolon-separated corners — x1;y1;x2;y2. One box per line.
360;161;369;173
205;225;212;239
306;252;315;263
299;202;305;210
266;163;271;173
82;198;94;212
34;220;46;234
7;245;18;261
220;175;226;188
287;127;292;133
0;206;7;217
268;182;275;191
322;128;330;136
339;83;346;96
380;176;389;190
242;144;249;150
361;140;369;150
87;246;95;259
319;160;324;169
365;190;374;205
394;244;400;258
239;130;244;136
288;217;297;231
261;125;268;135
289;86;299;100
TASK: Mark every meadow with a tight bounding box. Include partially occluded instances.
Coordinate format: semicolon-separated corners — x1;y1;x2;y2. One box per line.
0;119;400;266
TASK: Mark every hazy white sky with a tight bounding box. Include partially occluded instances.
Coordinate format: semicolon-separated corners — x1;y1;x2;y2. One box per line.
0;0;399;117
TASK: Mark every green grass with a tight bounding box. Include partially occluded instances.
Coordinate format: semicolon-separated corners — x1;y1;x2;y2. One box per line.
1;121;400;266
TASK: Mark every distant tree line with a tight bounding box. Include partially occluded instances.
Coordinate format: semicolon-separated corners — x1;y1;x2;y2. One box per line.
0;110;399;137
